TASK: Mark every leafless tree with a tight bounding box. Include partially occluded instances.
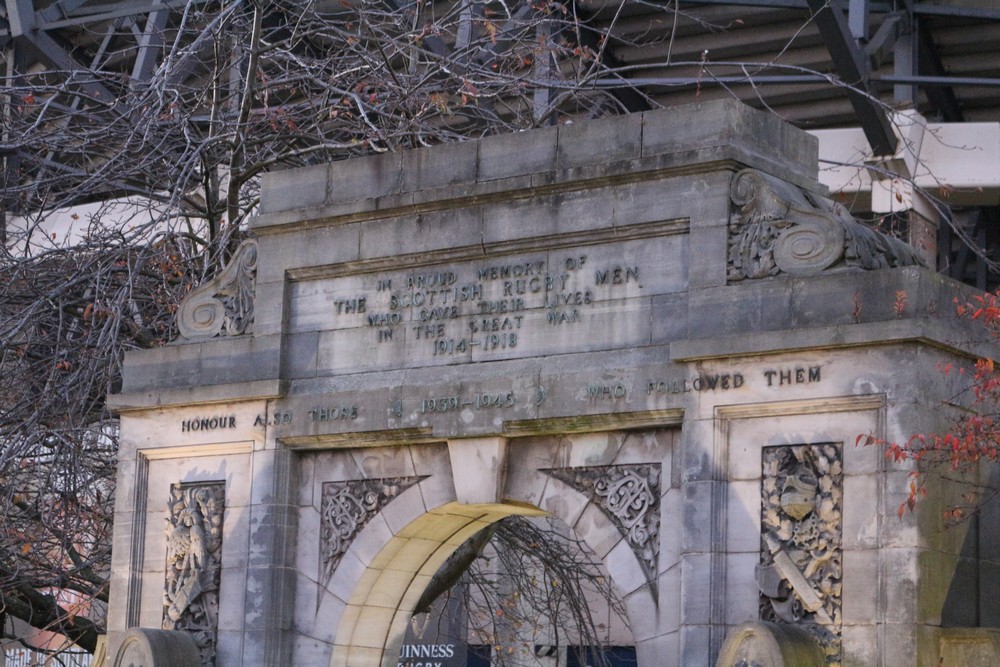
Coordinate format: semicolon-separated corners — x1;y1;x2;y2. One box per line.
2;0;975;657
0;0;646;653
412;516;630;667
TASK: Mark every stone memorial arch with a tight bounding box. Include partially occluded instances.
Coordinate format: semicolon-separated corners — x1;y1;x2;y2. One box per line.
107;100;1000;666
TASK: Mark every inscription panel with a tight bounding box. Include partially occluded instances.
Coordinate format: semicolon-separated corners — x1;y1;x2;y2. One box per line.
290;235;687;373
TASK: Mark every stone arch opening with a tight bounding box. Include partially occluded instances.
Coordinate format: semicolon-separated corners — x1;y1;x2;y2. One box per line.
328;499;644;667
328;502;544;667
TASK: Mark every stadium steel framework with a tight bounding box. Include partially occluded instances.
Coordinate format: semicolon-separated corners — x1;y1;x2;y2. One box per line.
2;0;1000;284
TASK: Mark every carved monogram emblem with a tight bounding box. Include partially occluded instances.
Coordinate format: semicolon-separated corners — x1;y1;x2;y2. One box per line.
543;464;660;592
177;239;258;340
319;476;425;587
163;482;225;667
728;169;925;281
758;444;843;665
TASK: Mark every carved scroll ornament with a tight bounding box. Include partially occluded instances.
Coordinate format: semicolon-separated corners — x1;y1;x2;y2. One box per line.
163;482;225;667
543;464;660;590
177;239;257;340
728;169;926;281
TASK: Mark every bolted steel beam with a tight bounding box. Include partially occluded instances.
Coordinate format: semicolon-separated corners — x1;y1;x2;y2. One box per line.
915;19;963;121
806;0;897;155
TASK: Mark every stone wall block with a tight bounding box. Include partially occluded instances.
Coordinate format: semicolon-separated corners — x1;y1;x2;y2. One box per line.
679;553;714;625
200;334;282;386
291;635;335;667
679;619;712;664
610;175;726;228
841;549;879;624
636;632;678;667
409;448;457;512
724;552;760;625
557;113;642;169
686;282;794;340
327;151;402;206
376;485;428;536
478;126;558;181
879;547;919;623
659;489;683;574
283;331;319;379
105;570;131;632
260;164;328;214
538;479;590;532
937;551;980;627
121;343;202;392
641;100;819;187
502;436;558;505
251;280;286;337
685;220;730;290
840;623;878;667
623;588;660;641
358;208;483;260
481;188;609;243
399;140;478;192
980;561;1000;626
841;475;881;550
681;480;716;553
572;501;624;560
725;479;761;553
256;223;362;284
606;538;651;597
218;566;248;631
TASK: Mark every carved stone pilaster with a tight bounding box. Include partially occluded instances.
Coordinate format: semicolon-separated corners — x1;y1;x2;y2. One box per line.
543;464;660;591
163;482;225;667
757;444;843;665
728;169;925;281
320;476;425;587
177;239;257;340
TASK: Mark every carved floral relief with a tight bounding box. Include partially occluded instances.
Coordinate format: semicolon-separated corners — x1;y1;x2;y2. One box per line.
163;482;225;667
757;444;843;665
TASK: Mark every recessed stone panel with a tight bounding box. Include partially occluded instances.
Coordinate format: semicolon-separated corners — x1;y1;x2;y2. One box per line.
289;230;686;376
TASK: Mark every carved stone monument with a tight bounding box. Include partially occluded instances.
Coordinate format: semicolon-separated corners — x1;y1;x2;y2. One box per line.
107;100;1000;666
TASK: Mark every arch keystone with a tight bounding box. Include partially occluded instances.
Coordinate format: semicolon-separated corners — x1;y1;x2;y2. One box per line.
447;437;508;504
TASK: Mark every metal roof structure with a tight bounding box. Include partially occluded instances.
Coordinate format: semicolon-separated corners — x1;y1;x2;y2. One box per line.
2;0;999;283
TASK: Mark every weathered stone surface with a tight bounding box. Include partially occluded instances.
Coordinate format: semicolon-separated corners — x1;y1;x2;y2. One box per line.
108;102;1000;667
714;621;825;667
112;628;202;667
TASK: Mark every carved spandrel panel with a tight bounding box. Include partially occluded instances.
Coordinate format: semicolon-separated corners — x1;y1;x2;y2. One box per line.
543;464;661;592
163;482;225;667
320;476;425;587
758;444;843;666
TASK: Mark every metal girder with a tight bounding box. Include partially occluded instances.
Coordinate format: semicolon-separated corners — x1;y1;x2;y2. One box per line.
912;3;1000;21
806;0;897;155
5;0;32;37
848;0;867;40
36;0;89;23
915;18;962;122
864;11;902;65
131;7;170;83
5;0;126;111
16;27;124;112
